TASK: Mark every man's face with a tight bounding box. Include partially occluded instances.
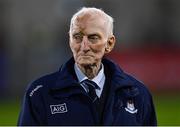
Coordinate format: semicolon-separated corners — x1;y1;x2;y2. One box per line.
69;15;109;67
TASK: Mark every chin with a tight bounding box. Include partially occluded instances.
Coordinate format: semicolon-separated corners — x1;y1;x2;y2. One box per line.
77;59;94;66
79;61;93;66
76;56;99;66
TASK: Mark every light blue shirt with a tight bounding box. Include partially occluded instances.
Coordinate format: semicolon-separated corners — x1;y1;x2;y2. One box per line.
74;63;105;98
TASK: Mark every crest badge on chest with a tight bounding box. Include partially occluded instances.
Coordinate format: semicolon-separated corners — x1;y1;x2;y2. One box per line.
125;100;138;114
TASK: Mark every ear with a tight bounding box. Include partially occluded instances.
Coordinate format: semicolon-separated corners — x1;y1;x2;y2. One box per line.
105;35;116;54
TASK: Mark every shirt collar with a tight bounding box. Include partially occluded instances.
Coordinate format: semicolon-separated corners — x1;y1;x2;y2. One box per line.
74;63;105;90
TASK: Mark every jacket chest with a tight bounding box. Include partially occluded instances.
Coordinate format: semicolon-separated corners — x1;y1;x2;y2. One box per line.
42;89;143;125
112;92;143;125
44;93;97;125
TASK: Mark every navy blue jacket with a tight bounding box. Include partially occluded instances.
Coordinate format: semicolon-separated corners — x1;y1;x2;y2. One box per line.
18;58;157;126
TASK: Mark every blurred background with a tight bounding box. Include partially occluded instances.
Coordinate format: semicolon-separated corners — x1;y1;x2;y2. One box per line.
0;0;180;125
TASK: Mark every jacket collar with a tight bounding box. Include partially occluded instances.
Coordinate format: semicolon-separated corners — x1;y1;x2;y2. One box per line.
50;57;136;93
50;57;79;91
102;58;139;99
102;58;134;90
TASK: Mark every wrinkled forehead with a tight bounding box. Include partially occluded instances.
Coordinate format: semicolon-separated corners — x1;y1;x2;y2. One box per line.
72;13;108;33
76;12;94;23
76;14;105;26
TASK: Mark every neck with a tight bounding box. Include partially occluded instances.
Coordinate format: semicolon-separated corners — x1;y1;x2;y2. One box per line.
78;62;101;79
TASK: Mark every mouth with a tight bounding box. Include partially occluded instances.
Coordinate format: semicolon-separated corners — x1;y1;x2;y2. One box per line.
80;54;93;57
80;55;94;59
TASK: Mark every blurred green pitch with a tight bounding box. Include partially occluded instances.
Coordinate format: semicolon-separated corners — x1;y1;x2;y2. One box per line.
0;94;180;125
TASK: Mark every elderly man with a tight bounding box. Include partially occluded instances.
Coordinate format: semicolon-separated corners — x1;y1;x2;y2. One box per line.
18;7;157;125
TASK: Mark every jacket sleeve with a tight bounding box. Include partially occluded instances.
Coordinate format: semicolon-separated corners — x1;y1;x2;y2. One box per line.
17;83;45;125
143;90;157;125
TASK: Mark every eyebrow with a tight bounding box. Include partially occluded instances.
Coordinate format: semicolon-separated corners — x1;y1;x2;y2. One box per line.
72;32;83;36
72;32;102;38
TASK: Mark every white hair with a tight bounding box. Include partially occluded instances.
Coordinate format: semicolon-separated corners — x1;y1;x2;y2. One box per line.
69;7;114;37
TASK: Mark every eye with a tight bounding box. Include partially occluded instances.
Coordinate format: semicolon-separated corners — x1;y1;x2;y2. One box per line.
88;35;100;43
73;34;83;42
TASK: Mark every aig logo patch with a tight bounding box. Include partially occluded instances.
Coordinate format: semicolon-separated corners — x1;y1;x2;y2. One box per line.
50;103;68;114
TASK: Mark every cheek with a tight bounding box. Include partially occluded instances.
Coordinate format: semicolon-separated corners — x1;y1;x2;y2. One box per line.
92;43;106;56
96;43;106;52
70;42;80;54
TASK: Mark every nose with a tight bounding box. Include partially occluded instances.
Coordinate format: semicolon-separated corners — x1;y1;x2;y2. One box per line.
81;36;90;52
